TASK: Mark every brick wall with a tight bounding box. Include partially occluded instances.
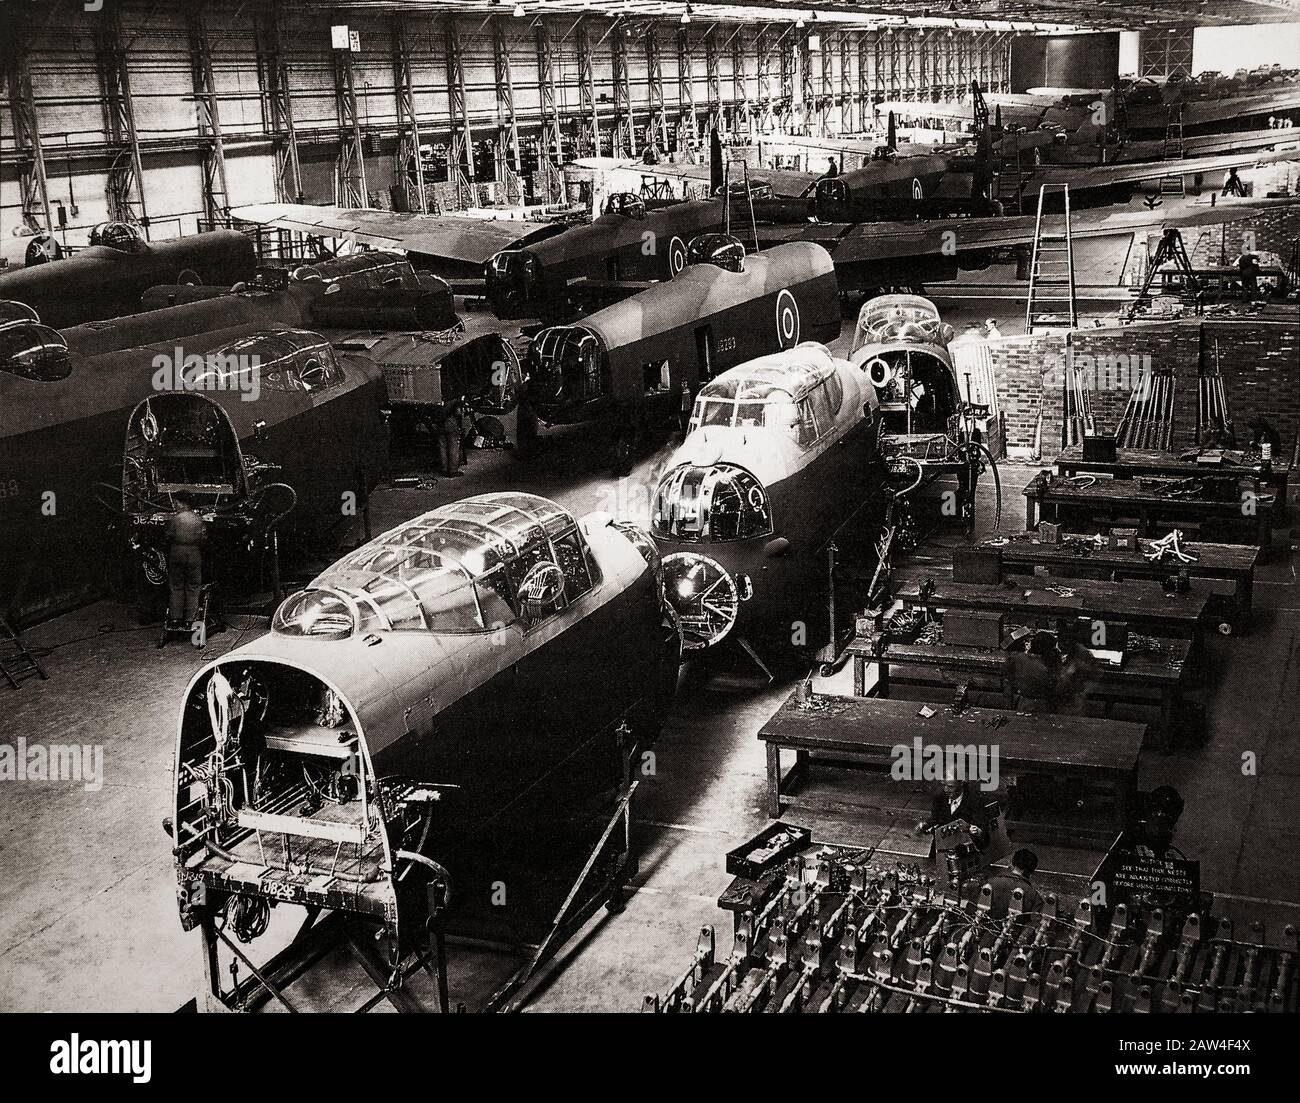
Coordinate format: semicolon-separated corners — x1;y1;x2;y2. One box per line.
986;316;1300;460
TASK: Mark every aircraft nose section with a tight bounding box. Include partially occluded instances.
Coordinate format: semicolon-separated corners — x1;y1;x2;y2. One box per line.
661;551;743;652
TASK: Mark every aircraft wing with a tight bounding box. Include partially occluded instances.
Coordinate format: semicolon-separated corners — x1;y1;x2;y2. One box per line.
574;156;815;198
1034;147;1300;190
230;203;566;267
783;196;1300;270
1128;87;1300;130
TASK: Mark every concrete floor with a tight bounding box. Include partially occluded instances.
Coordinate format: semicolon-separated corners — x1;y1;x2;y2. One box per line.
2;303;1298;1013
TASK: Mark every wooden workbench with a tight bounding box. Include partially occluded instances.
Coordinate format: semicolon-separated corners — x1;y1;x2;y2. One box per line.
890;574;1209;638
992;531;1259;632
758;691;1147;847
1054;444;1290;518
1024;471;1274;551
843;635;1191;751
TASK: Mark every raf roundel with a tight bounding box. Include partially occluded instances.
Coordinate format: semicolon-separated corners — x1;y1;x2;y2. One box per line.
911;177;924;201
775;289;800;349
668;235;687;276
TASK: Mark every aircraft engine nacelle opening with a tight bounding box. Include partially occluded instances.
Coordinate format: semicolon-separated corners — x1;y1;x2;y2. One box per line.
685;234;746;273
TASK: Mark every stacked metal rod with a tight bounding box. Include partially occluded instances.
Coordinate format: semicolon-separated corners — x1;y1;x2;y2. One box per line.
1062;361;1095;448
647;852;1299;1013
1198;373;1234;444
1117;370;1176;451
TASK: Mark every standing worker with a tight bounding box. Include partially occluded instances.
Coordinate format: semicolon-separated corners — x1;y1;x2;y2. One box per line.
439;399;466;478
984;318;1002;340
1222;166;1246;197
165;496;207;632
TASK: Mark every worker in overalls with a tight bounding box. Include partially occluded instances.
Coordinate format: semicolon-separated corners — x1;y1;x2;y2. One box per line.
165;496;207;630
439;399;467;478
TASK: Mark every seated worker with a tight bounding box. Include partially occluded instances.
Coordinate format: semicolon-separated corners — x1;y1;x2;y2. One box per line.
916;772;992;858
1006;630;1096;715
165;495;207;631
980;848;1042;919
820;157;839;180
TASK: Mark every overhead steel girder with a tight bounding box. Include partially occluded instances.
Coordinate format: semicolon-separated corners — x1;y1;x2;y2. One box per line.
255;2;304;203
535;20;563;164
611;25;636;158
332;40;368;208
392;15;428;214
2;18;53;233
187;6;229;223
575;18;600;158
492;17;522;171
646;28;668;151
94;0;148;230
443;13;475;202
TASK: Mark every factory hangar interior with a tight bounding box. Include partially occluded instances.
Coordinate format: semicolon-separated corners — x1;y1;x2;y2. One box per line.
2;0;1300;1029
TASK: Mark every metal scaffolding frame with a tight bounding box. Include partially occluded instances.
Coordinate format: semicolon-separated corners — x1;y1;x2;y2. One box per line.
838;30;852;133
392;14;428;214
886;30;900;103
706;23;723;137
94;0;148;229
917;29;931;101
575;17;600;158
186;6;229;224
611;25;636;158
443;13;475;204
3;16;53;233
780;30;794;107
255;1;303;204
1139;26;1194;80
331;39;368;209
818;29;833;135
901;29;917;103
859;30;873;132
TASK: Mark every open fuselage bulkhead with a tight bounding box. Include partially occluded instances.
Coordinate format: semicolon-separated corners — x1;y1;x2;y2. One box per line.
524;241;840;432
171;493;678;955
650;345;881;654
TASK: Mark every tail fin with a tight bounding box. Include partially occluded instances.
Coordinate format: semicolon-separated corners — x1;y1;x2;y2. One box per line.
710;128;723;195
886;111;897;153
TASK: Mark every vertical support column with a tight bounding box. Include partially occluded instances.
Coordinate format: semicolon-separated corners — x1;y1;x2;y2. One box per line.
575;17;599;158
731;27;748;139
678;25;698;149
819;29;833;136
799;30;814;132
612;24;636;158
392;14;428;214
887;29;900;104
858;30;872;134
646;28;668;151
187;6;229;224
917;29;930;103
491;16;522;203
704;24;722;136
443;13;475;206
332;34;367;208
839;31;852;134
535;19;563;171
256;1;303;204
94;0;148;230
780;30;794;109
2;17;53;232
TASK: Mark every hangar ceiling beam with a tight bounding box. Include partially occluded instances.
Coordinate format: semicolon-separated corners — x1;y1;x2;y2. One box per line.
392;14;428;214
93;0;148;231
187;6;230;225
255;2;304;204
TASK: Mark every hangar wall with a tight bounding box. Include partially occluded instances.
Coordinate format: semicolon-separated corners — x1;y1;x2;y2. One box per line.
1010;32;1120;92
1;0;1013;246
